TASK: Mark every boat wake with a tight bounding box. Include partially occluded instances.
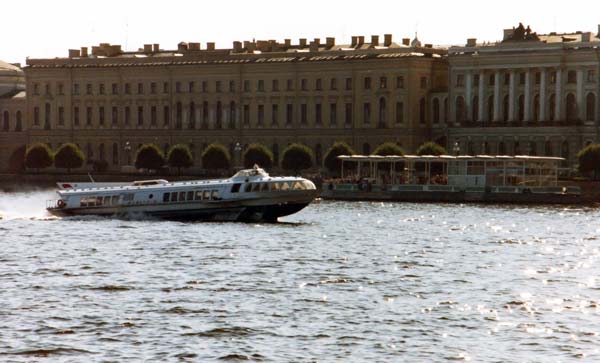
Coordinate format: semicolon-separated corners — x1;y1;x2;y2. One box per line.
0;190;54;220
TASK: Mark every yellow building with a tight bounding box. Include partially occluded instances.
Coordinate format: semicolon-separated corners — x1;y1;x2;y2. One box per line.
21;34;447;172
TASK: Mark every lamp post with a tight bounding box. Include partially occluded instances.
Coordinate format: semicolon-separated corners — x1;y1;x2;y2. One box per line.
234;142;242;170
453;141;460;156
124;141;132;167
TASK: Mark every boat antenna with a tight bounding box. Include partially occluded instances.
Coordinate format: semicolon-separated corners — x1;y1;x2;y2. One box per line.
88;172;95;183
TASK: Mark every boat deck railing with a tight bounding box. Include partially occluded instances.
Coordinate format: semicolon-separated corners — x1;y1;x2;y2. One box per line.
326;182;581;195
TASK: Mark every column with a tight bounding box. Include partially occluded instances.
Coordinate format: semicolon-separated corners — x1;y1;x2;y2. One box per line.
576;69;584;120
508;71;516;122
524;69;532;123
539;69;547;121
493;71;501;122
478;70;485;122
555;68;563;122
465;72;473;121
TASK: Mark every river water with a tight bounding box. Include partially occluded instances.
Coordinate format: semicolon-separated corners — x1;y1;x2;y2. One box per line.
1;190;600;362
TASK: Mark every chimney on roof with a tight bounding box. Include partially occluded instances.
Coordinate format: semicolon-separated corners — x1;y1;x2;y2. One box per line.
358;36;365;45
402;38;410;46
177;42;188;52
257;40;269;51
384;34;392;46
466;38;477;47
144;44;152;53
299;38;307;47
69;49;80;58
313;38;320;45
233;41;242;52
351;36;358;46
371;35;379;46
284;39;291;47
309;41;318;52
153;44;160;52
207;42;215;51
326;37;335;47
188;42;200;50
81;47;88;57
503;28;514;41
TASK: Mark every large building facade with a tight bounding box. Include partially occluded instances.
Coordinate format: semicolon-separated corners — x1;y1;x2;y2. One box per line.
444;24;600;168
20;35;447;172
0;60;26;171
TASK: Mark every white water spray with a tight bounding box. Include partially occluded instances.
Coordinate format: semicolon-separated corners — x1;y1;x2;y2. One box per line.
0;190;56;220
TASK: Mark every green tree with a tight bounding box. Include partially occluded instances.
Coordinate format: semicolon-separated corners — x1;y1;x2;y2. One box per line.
243;143;274;169
373;142;405;156
324;141;355;175
167;144;194;174
416;141;447;155
25;143;53;172
281;143;313;175
54;143;85;172
134;144;165;171
8;145;26;173
577;143;600;179
201;143;231;171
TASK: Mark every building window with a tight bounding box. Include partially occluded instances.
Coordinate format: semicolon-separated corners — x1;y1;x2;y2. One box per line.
86;106;92;126
86;83;92;95
488;74;495;86
136;83;143;94
519;72;526;85
163;82;169;93
301;104;307;124
58;83;64;95
345;103;352;125
567;70;577;84
73;83;79;95
420;77;427;89
189;102;196;129
432;98;440;124
244;80;250;92
2;111;8;131
216;101;222;129
380;77;387;89
163;106;170;126
566;93;577;122
258;80;265;92
99;106;105;126
257;104;265;126
474;74;480;86
15;111;22;131
396;76;404;89
151;106;157;126
455;96;465;122
125;106;131;125
272;79;279;92
330;78;337;90
189;81;195;93
535;72;541;85
112;143;119;165
378;97;386;127
329;103;337;126
229;101;236;129
456;74;465;87
316;78;322;91
504;73;510;85
363;102;371;124
364;77;371;90
396;102;404;124
150;82;157;94
472;96;479;122
419;98;426;124
33;83;39;95
45;83;51;95
202;101;208;128
243;104;250;126
587;92;596;121
58;107;64;126
550;72;557;84
73;106;79;126
587;70;596;83
34;107;40;125
112;106;118;125
301;79;308;91
272;104;279;126
315;103;322;124
286;104;293;125
216;81;222;93
125;83;131;94
112;83;118;94
345;78;352;90
549;94;556;121
287;79;293;91
229;80;235;92
202;81;208;92
487;95;494;122
99;83;105;95
137;106;144;126
176;102;182;129
175;82;181;93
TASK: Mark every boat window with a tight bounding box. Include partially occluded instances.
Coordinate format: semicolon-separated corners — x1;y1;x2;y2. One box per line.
96;196;103;206
212;190;221;200
280;182;290;191
292;181;304;190
171;192;178;202
163;193;170;202
122;193;134;203
88;196;96;207
187;191;194;201
231;183;241;193
195;191;203;200
80;197;88;207
252;183;261;192
244;183;252;192
179;191;186;201
271;182;280;191
203;190;211;200
103;196;111;205
302;181;315;190
260;183;269;192
112;195;120;205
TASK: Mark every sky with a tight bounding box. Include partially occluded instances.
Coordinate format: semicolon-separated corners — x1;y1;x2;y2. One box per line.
1;0;599;65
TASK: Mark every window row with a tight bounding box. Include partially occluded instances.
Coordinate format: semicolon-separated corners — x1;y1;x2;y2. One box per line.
0;110;24;132
455;70;597;87
162;189;221;203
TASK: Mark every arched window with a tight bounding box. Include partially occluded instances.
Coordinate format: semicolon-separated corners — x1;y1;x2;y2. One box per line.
272;143;279;165
229;101;236;129
502;95;509;122
432;98;440;123
533;94;540;122
472;96;479;122
545;140;553;156
566;93;577;122
498;141;506;155
99;143;105;161
315;144;322;166
216;101;223;129
487;95;494;122
586;93;596;121
3;111;9;131
15;111;22;131
379;97;387;127
529;141;537;156
189;102;196;129
455;96;465;122
176;102;182;129
419;97;426;124
362;142;370;155
112;143;119;165
518;95;524;122
549;94;556;121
